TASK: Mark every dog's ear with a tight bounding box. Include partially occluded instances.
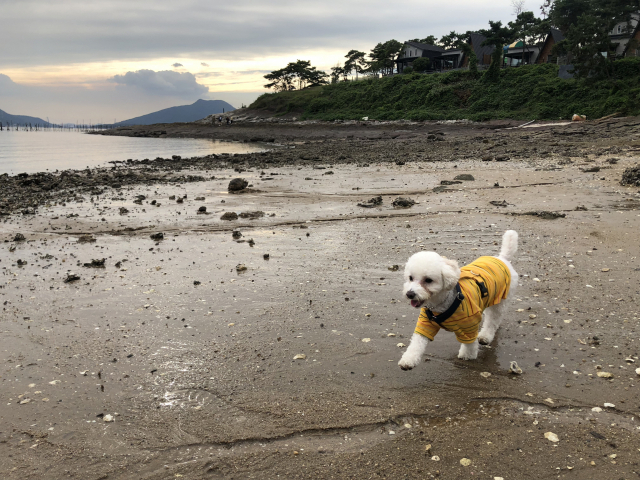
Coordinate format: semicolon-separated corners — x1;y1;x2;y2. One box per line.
441;258;461;290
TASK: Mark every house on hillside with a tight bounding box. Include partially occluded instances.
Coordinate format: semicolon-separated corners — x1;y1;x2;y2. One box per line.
623;21;640;56
429;33;495;71
610;14;640;56
433;48;464;70
504;40;541;66
467;32;495;67
395;42;445;73
536;28;565;64
536;15;639;64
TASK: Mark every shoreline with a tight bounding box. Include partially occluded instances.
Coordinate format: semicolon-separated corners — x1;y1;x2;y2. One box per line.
3;116;638;217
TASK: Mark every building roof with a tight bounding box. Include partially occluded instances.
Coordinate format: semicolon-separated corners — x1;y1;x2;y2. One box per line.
550;28;565;43
434;48;463;58
404;41;445;53
468;32;495;58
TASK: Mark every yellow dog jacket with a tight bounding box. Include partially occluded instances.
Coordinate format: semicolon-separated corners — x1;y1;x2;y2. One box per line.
414;256;511;344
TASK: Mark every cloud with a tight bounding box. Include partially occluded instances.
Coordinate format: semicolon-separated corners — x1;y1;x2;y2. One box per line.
108;69;209;97
200;62;209;67
0;73;22;95
195;71;223;78
172;62;183;68
0;0;526;68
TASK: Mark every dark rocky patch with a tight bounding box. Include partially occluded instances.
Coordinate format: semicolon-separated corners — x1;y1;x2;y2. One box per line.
621;165;640;187
392;197;416;208
357;196;383;208
221;212;238;221
453;174;475;181
228;178;248;192
519;211;566;219
239;211;265;219
83;259;106;268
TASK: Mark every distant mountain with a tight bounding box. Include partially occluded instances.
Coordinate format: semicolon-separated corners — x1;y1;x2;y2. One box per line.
115;99;235;126
0;108;50;126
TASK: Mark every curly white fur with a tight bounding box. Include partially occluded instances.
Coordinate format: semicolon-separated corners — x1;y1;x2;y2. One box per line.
398;230;519;370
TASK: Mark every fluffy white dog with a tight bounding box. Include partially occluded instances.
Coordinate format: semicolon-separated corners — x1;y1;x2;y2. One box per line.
398;230;519;370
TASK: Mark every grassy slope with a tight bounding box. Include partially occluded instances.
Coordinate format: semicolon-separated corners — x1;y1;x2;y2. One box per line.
249;59;640;121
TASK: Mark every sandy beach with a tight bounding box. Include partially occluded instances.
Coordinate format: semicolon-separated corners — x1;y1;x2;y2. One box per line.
1;116;640;479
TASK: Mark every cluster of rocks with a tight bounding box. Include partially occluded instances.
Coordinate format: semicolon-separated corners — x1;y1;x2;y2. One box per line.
0;168;208;216
357;196;383;208
621;164;640;187
392;197;416;208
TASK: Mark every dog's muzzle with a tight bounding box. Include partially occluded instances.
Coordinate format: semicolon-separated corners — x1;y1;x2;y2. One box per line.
406;290;424;308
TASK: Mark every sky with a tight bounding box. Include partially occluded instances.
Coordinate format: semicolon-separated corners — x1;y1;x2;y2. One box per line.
0;0;541;123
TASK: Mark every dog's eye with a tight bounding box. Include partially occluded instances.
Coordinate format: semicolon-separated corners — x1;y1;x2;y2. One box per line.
424;277;433;283
409;276;413;281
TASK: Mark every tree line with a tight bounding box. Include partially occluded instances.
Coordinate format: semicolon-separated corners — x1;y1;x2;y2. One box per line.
263;0;640;92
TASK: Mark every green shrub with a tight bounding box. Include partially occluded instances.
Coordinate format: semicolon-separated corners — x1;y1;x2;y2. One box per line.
412;58;431;73
613;57;640;78
250;60;640;121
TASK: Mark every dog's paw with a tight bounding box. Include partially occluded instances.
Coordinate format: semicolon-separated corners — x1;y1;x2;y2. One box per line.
457;343;479;360
457;352;478;360
398;356;416;371
477;335;492;346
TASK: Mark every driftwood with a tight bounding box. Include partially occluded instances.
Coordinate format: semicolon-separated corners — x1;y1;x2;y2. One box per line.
594;112;621;123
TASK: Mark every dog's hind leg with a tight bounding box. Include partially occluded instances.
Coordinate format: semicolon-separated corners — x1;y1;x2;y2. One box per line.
477;303;505;345
458;340;479;360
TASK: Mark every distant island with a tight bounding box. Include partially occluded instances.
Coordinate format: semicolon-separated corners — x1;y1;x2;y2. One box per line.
0;108;50;127
115;99;235;126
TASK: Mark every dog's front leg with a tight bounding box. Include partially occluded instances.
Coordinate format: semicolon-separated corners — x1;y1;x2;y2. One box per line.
398;333;430;370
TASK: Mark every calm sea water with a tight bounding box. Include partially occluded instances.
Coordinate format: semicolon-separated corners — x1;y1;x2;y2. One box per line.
0;130;266;174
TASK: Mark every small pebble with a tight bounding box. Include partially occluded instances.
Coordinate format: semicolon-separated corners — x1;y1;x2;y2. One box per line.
544;432;559;442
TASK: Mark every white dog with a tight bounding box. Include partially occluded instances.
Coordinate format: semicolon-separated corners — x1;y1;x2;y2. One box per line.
398;230;519;370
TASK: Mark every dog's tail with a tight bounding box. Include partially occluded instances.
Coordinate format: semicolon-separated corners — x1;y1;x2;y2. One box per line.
499;230;518;262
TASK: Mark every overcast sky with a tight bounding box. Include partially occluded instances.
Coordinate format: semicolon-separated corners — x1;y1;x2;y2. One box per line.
0;0;541;123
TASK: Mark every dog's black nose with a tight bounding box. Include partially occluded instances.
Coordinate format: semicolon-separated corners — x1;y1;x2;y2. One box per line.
406;291;416;300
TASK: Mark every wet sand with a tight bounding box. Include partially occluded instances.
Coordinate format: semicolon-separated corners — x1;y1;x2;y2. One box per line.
1;117;640;479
